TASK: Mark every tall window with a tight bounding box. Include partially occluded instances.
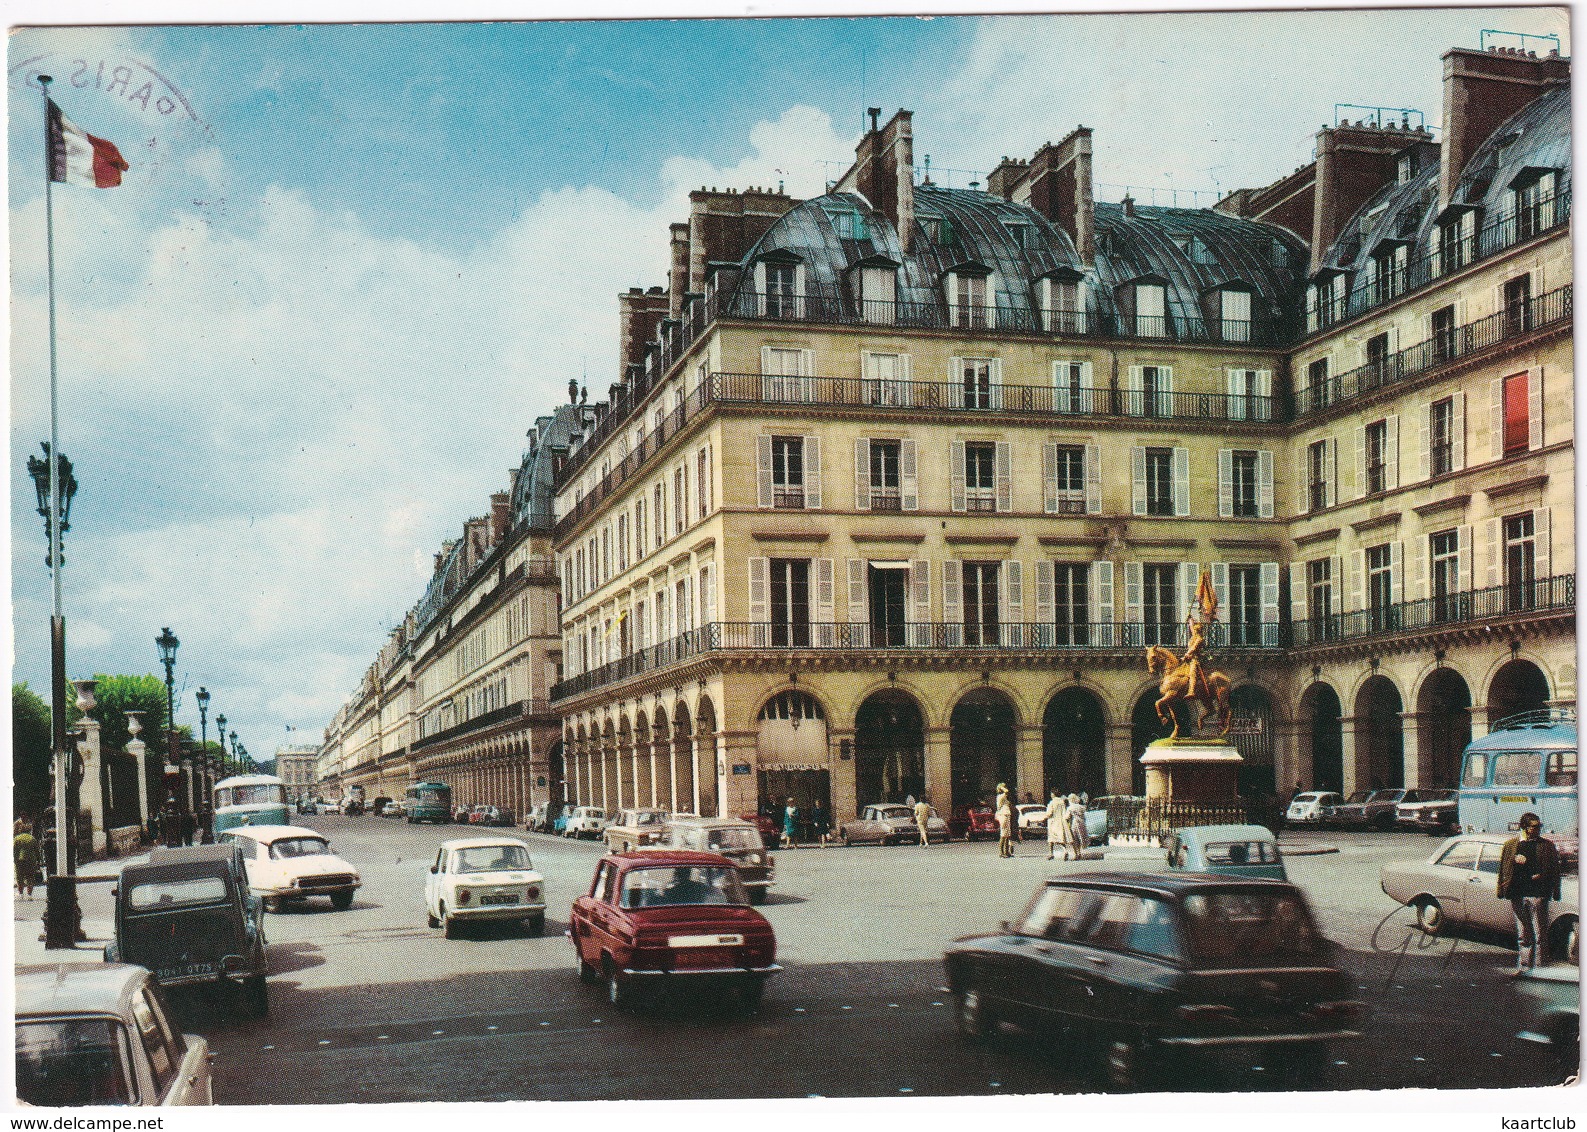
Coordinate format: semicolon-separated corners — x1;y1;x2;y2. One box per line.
1430;529;1461;623
1228;564;1261;645
1219;289;1252;342
1504;513;1536;611
1231;450;1259;518
634;499;646;558
1134;282;1167;337
1052;445;1086;514
868;565;908;647
1046;278;1083;333
1053;563;1090;645
769;559;811;646
1145;447;1174;516
1365;333;1391;388
1431;305;1457;362
1502;372;1530;456
697;447;711;519
673;466;687;535
1307;559;1335;640
964;442;997;512
1515;171;1557;240
1306;357;1330;412
858;265;896;324
1430;397;1455;476
1308;440;1329;512
654;483;666;547
1143;563;1177;645
962;562;1000;645
869;440;901;511
1366;544;1395;632
1503;274;1533;337
1054;361;1087;413
1365;420;1388;495
771;436;805;509
959;357;996;409
765;262;798;319
1140;365;1168;418
951;273;990;329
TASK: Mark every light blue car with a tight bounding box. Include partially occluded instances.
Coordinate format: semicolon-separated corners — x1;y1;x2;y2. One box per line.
1164;823;1286;880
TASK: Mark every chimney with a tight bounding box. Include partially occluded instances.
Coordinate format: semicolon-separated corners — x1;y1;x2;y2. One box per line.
1308;119;1432;273
989;129;1094;266
490;491;511;542
687;187;799;298
667;223;690;318
842;109;916;254
1120;195;1136;219
1438;46;1570;210
617;287;670;376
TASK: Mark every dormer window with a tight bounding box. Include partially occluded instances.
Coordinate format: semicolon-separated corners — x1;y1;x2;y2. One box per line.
1511;169;1560;240
830;208;869;240
946;268;994;330
921;214;956;245
1306;272;1346;333
1396;153;1415;185
852;260;898;325
1212;287;1252;343
1124;280;1168;338
1038;274;1086;334
756;255;805;319
1369;241;1409;304
1436;208;1477;276
1003;220;1031;249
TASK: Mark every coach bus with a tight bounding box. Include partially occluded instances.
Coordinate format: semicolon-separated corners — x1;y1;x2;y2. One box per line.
213;773;291;835
405;781;453;824
1457;710;1577;837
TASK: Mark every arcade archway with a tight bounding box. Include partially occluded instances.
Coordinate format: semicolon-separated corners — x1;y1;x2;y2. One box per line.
1416;669;1471;788
1488;659;1551;725
854;691;925;812
1355;676;1405;790
1130;689;1176;796
1298;683;1344;793
1042;687;1106;798
1228;685;1276;797
949;689;1017;810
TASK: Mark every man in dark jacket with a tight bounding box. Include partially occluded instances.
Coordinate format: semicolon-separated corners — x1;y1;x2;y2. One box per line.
1496;811;1562;973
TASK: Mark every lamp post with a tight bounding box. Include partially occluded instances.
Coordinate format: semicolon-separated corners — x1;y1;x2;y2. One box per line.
229;730;239;773
215;713;227;777
195;687;211;823
156;628;189;844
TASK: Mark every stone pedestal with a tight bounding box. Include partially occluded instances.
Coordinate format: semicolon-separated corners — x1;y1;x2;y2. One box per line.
1140;738;1244;804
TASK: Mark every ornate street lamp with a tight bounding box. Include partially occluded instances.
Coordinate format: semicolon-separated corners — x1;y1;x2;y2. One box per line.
195;687;211;821
155;628;188;843
215;713;227;775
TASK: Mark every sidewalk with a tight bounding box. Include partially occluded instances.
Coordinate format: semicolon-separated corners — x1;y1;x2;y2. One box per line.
13;856;122;968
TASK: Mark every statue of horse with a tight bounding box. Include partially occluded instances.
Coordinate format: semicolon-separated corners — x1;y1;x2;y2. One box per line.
1145;644;1232;738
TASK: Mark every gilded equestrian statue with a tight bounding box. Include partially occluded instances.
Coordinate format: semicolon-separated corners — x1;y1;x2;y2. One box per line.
1145;600;1233;738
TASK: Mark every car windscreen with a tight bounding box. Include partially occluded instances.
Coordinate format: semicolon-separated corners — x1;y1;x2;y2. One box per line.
16;1017;136;1105
218;783;285;807
127;875;230;911
1180;890;1325;968
455;844;532;872
704;828;761;851
1203;840;1279;866
268;837;331;860
634;812;666;825
619;865;748;908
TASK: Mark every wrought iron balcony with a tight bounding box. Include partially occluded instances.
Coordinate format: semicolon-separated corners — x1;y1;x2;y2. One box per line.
1291;573;1574;649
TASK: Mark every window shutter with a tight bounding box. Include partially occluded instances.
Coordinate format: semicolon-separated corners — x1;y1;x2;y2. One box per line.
910;559;930;641
1330;555;1343;614
1005;561;1024;626
1210;562;1228;608
854;438;871;510
1290;561;1307;625
1354;425;1367;498
900;440;918;511
1349;551;1364;612
1452;391;1466;470
1324;438;1337;508
1410;536;1427;601
1260;562;1280;646
1419;402;1431;481
1131;447;1146;515
943;560;963;645
1217;449;1233;518
754;261;767;315
749;557;769;623
1173;447;1190;516
1490;379;1504;460
1123;561;1142;627
1528;369;1544;451
1386;415;1400;489
1157;367;1175;417
1044;443;1060;514
1180;562;1199;623
1483;517;1501;588
1390;541;1403;605
1295;452;1310;516
1457;525;1472;593
1126;365;1143;414
988;358;1004;411
1092;562;1114;644
1035;559;1054;624
995;441;1013;512
814;558;835;644
1085;444;1102;513
701;565;716;623
948;356;965;409
1535;508;1551;581
848;559;867;625
757;435;773;508
1257;449;1274;518
951;441;967;512
1225;368;1243;419
805;436;823;509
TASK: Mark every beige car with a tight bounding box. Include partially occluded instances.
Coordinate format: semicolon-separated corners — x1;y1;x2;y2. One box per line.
604;807;672;852
665;816;776;904
16;963;214;1106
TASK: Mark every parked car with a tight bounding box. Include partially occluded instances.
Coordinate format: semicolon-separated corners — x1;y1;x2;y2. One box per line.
665;816;775;904
469;805;514;827
219;824;361;912
1393;789;1459;835
563;806;609;839
839;803;949;845
738;811;783;849
604;807;672;852
1285;791;1343;826
1380;832;1578;957
1328;788;1406;831
949;804;1000;841
1164;824;1287;880
426;836;546;937
1016;803;1049;838
15;962;214;1106
943;873;1363;1089
315;800;340;815
104;844;269;1016
569;849;780;1011
295;797;317;815
381;799;409;819
338;797;363;816
1514;964;1579;1076
525;803;554;833
371;796;392;816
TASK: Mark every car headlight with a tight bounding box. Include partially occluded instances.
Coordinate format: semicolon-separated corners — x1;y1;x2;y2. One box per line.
456;888;472;905
748;853;762;865
526;885;541;902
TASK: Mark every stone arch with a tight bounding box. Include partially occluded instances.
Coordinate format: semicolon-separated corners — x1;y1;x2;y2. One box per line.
547;737;566;807
1487;658;1551;725
949;687;1018;811
1415;667;1471;788
691;697;716;817
853;689;926;813
1295;682;1344;794
1042;686;1108;800
1354;675;1405;790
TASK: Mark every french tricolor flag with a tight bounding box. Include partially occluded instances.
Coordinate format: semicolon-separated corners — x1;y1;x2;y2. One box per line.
47;99;129;188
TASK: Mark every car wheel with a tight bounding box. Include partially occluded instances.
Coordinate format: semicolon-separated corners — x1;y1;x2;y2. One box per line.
330;891;354;911
1105;1037;1155;1091
1415;897;1444;935
954;986;997;1042
1548;916;1578;965
441;904;462;940
604;958;634;1009
525;912;545;936
427;906;440;929
262;896;281;914
243;975;268;1018
840;831;851;846
748;888;766;906
576;947;599;984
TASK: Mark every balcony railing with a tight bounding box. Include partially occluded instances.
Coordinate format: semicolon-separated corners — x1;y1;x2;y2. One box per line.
1291;573;1574;648
1298;284;1572;416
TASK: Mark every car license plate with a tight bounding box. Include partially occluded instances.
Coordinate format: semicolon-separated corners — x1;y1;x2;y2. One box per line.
480;894;519;906
673;947;733;969
157;963;215;979
668;933;743;947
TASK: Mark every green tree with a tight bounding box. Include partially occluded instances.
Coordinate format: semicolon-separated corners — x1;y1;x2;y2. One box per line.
13;683;52;818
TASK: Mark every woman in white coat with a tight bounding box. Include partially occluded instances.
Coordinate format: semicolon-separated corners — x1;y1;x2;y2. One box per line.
1045;789;1072;860
1065;794;1088;860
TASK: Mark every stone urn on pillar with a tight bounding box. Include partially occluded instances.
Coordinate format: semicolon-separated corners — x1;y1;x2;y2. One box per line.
125;711;150;840
71;679;106;856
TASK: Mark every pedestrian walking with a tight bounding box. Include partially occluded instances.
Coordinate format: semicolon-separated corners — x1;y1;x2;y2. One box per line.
1066;794;1088;860
809;798;829;846
995;784;1014;858
782;797;800;850
14;827;40;900
1497;811;1562;974
1044;790;1069;860
914;798;933;845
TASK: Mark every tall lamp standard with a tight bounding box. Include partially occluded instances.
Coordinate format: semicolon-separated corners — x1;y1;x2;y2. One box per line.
216;714;227;776
229;730;239;773
195;687;211;838
155;628;187;843
27;442;79;949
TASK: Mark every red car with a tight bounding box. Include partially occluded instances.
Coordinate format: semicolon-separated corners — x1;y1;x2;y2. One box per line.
948;804;999;841
738;811;784;849
569;850;780;1012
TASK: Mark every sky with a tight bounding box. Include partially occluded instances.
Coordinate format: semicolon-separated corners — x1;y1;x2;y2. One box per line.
7;2;1572;768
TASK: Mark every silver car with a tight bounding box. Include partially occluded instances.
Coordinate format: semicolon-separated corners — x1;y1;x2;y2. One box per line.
839;803;949;845
1286;791;1343;825
1380;832;1578;960
16;963;214;1106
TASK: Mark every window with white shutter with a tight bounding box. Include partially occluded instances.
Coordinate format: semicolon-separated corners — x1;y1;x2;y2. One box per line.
1084;444;1102;513
910;559;931;645
952;440;967;512
995;441;1013;513
805;436;823;510
1091;561;1114;645
942;560;963;646
814;559;835;646
848;559;868;626
748;557;769;625
1052;360;1093;414
1173;447;1190;516
900;439;918;511
760;346;812;402
854;438;871;511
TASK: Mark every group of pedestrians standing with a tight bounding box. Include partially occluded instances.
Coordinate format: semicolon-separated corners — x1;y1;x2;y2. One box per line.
992;784;1089;859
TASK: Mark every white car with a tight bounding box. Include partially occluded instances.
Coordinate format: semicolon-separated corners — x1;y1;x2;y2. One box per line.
563;806;609;839
315;801;340;815
220;824;361;912
425;837;545;938
1286;791;1343;825
1016;803;1052;836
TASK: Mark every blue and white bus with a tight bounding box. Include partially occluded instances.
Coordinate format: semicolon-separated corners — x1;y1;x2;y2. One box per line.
1457;710;1577;837
213;774;291;835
